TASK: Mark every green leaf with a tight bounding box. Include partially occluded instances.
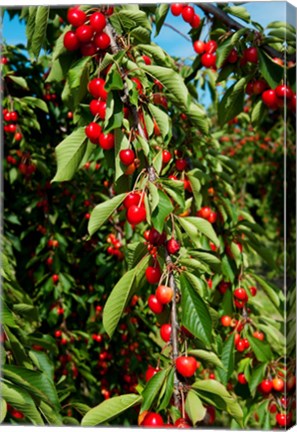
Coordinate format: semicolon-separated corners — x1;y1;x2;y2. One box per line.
180;217;220;247
30;6;49;59
154;4;169;36
117;9;151;31
189;251;221;272
159;368;174;410
217;334;234;385
249;273;281;307
114;129;130;181
29;350;55;380
22;96;48;112
218;77;247;126
148;103;171;138
185;390;206;425
88;193;126;237
216;37;233;69
26;7;37;51
186;172;201;207
52;127;88;182
180;273;212;346
1;381;44;425
246;335;273;362
105;65;124;91
248;363;267;395
81;394;142;426
142;65;189;109
104;92;124;133
221;255;235;282
68;57;90;89
193;380;243;425
0;399;7;423
183;272;205;297
251;99;266;126
140;368;169;413
103;268;136;338
138;43;167;63
258;50;283;89
185;102;209;135
224;6;250;22
8;75;29;90
151;190;174;233
161;179;185;208
188;349;224;369
153;150;163;175
148;182;160;212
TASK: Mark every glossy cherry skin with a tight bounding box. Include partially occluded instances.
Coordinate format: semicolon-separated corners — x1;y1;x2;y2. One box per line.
127;205;146;225
85;122;101;144
142;412;164;427
94;32;111;50
145;266;161;284
99;132;114;150
155;285;173;304
145;366;160;382
201;53;216;68
176;356;197;377
67;7;86;27
182;6;195;23
90;12;106;32
123;192;141;209
64;31;80;51
166;238;180;255
76;25;94;43
234;288;248;301
160;324;172;342
220;315;232;327
88;78;108;100
238;373;247;385
193;40;205;54
147;294;163;314
170;3;184;16
260;379;273;394
162;150;172;164
119;149;135;166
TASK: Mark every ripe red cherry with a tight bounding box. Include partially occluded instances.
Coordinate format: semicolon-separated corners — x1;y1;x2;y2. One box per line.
204;40;217;54
62;31;79;50
148;228;166;246
90;11;106;32
96;100;106;119
227;48;238;63
243;47;258;63
190;13;201;28
52;274;59;284
54;329;62;338
269;402;277;413
272;377;285;392
142;55;151;65
174;418;191;428
14;132;22;141
148;294;164;314
4;112;11;122
208;211;217;224
85;122;101;144
260;379;273;394
201;53;216;68
253;79;267;95
218;281;230;294
76;25;94;43
193;40;205;54
182;6;195;23
89;99;101;116
145;266;161;284
220;315;232;327
276;413;287;427
197;206;211;219
156;285;173;304
176;356;197;377
119;149;135;166
131;77;143;93
175;158;187;171
170;3;184;16
162;150;172;164
160;324;172;342
166;238;180;255
99;132;114;150
81;42;97;57
67;7;86;27
234;288;248;301
143;412;164;427
123;192;141;209
145;365;160;382
253;330;265;341
236;339;246;352
94;32;111;50
10;111;18;122
275;84;293;99
249;286;257;296
127;205;146;225
238;373;247;385
88;78;108;100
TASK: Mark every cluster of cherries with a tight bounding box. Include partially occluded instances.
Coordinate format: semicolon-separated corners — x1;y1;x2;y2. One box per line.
196;206;217;224
6;149;36;178
261;84;296;112
63;6;113;56
3;108;22;141
193;39;217;69
106;233;124;260
122;191;146;226
170;3;201;28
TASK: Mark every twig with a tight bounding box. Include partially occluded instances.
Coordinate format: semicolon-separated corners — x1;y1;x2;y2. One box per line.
163;22;192;43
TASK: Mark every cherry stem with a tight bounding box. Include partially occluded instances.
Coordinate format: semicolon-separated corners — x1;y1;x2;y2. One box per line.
180;387;186;418
165;248;180;408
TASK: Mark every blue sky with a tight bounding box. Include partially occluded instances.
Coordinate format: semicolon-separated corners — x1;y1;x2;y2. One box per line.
2;2;289;59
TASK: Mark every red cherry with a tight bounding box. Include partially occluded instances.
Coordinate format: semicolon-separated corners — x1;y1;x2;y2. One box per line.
272;377;285;392
142;55;151;65
174;418;191;428
220;315;232;327
96;100;106;119
127;205;146;225
123;192;141;209
94;32;111;50
155;285;173;304
105;7;114;16
243;47;258;63
201;53;216;68
14;132;22;141
236;339;246;352
197;206;211;219
193;40;205;54
54;329;62;338
10;111;18;122
145;266;161;284
145;365;160;382
131;77;143;93
99;132;114;150
276;413;287;427
85;122;101;144
260;379;273;394
88;78;108;100
238;373;247;385
204;40;217;54
208;211;217;224
182;6;195;23
52;274;59;284
148;294;164;314
4;112;11;122
162;150;172;164
234;299;245;309
275;84;293;99
170;3;184;16
90;12;106;32
166;238;180;255
253;79;268;95
176;356;197;377
243;338;250;349
8;124;17;133
143;412;164;427
249;286;257;296
190;14;201;28
119;149;135;166
76;25;94;43
81;42;97;57
160;324;172;342
67;7;86;27
89;99;102;116
253;330;265;341
269;402;277;413
175;158;187;171
234;288;248;301
227;48;238;63
218;281;230;294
